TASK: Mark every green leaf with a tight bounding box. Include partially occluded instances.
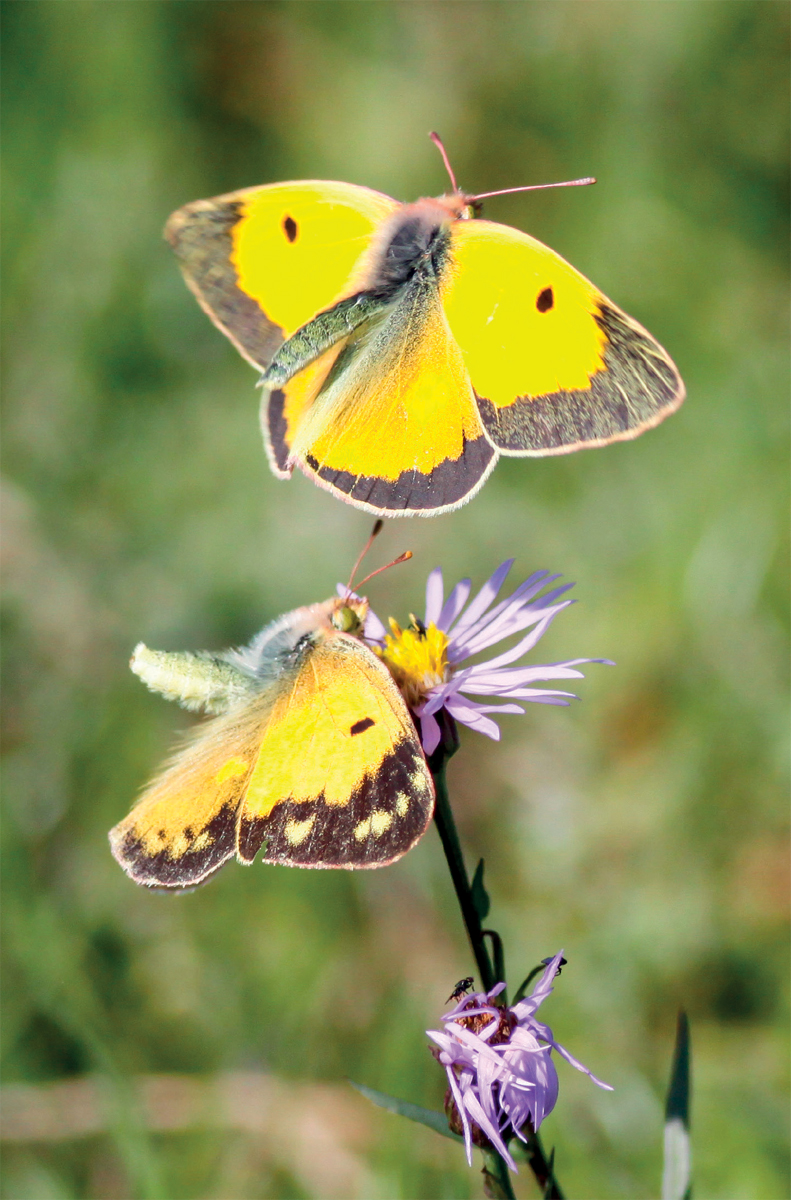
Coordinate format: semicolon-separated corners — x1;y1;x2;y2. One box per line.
471;858;491;921
662;1011;692;1200
349;1081;463;1144
543;1147;557;1198
665;1010;691;1127
513;965;542;1003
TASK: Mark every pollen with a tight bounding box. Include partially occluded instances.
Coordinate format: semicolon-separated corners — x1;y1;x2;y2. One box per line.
378;619;450;708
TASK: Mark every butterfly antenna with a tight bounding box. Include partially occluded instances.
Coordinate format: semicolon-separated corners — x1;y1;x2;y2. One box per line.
346;520;384;595
429;131;459;193
470;177;596;202
354;551;412;593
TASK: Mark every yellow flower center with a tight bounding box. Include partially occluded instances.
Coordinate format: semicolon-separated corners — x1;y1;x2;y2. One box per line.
378;617;450;709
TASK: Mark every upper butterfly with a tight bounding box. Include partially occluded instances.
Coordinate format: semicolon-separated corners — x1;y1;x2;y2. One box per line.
165;137;684;517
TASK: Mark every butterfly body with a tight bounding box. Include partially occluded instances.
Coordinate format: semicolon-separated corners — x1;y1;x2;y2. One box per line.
110;595;435;889
166;178;684;516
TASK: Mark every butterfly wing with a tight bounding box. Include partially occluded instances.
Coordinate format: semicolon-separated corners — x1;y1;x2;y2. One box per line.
109;697;271;888
110;631;434;887
264;283;497;515
165;180;399;371
238;632;435;867
441;219;685;454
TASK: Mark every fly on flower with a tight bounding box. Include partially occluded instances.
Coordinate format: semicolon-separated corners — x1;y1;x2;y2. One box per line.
369;559;612;755
427;952;612;1171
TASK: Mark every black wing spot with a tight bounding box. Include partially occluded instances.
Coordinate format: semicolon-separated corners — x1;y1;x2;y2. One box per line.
350;717;375;736
184;826;194;840
536;286;554;313
283;215;298;243
157;829;167;841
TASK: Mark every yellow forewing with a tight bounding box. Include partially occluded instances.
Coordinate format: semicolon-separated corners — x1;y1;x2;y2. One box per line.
230;181;398;337
442;219;607;405
442;218;684;456
166;181;398;370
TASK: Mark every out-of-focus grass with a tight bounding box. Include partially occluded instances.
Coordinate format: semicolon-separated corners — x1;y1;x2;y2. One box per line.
2;2;788;1197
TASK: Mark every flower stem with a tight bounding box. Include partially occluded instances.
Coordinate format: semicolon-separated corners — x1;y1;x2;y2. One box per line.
429;753;495;992
428;719;566;1200
524;1128;564;1199
482;1150;518;1200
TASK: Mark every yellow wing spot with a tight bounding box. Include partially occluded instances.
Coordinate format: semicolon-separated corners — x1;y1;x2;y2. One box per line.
171;834;190;858
191;831;212;852
284;815;317;846
371;810;394;836
395;792;410;817
409;763;431;793
216;757;249;783
354;810;394;841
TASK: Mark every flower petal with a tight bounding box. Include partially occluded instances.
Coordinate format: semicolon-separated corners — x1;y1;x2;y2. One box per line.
461;1088;516;1170
449;576;568;656
547;1039;614;1091
447;560;515;635
461;661;594;687
456;598;573;661
450;571;557;645
420;710;441;755
364;608;388;643
444;696;502;740
424;568;444;626
444;1064;474;1165
438;578;472;631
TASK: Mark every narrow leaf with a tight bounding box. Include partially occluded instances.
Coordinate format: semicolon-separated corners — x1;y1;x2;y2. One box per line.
349;1081;463;1143
471;858;491;922
483;929;506;993
542;1147;557;1199
662;1011;692;1200
665;1010;691;1127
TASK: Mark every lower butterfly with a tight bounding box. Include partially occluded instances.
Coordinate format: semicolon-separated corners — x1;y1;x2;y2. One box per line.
110;543;434;889
165;134;684;518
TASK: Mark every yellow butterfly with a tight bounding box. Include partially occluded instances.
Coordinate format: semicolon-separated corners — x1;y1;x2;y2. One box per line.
110;561;434;889
166;135;684;517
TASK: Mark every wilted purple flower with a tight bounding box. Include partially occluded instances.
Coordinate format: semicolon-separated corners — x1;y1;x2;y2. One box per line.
427;952;612;1171
370;559;610;755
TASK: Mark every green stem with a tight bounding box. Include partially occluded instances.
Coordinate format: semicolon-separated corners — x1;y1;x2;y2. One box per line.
428;716;566;1200
482;1150;518;1200
430;754;495;992
525;1128;564;1199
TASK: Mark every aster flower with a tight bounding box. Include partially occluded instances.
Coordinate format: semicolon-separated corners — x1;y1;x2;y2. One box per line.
427;952;612;1171
370;559;610;755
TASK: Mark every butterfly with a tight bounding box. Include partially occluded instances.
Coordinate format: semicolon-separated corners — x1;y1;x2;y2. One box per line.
165;134;684;518
110;551;434;889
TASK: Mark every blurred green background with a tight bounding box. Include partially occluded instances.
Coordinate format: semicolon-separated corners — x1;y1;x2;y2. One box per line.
2;2;788;1198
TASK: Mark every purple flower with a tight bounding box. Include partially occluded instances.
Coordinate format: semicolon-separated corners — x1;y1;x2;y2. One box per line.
427;952;612;1171
371;560;610;755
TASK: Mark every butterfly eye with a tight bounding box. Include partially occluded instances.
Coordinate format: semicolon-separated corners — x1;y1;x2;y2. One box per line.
536;286;554;312
332;605;361;633
282;215;298;243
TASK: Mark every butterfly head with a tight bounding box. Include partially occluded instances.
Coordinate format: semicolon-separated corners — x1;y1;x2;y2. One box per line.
330;595;369;636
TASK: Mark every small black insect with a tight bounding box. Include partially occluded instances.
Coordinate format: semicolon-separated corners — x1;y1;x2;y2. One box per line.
447;976;475;1003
